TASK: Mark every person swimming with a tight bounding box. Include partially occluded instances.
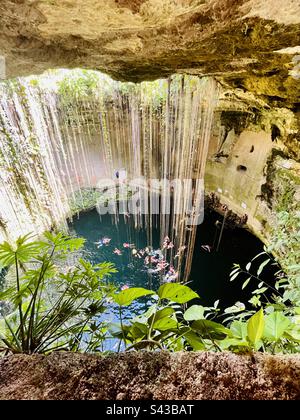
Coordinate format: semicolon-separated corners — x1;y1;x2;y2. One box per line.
113;248;122;255
95;237;111;248
156;261;169;271
148;268;161;274
162;236;170;249
123;242;135;248
95;239;104;248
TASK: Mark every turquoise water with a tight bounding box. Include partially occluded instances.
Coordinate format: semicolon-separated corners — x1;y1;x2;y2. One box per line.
68;210;163;350
69;208;274;311
69;210;162;293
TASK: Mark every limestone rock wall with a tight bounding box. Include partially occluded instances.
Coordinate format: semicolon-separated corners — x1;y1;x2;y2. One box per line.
1;0;300;107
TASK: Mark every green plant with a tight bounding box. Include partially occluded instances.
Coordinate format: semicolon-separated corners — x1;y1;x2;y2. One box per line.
227;250;300;353
58;70;100;104
110;281;300;354
111;283;229;352
0;233;117;354
69;188;105;214
107;248;300;354
268;211;300;305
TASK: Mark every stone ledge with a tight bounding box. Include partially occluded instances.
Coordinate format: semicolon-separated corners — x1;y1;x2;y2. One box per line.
0;351;299;400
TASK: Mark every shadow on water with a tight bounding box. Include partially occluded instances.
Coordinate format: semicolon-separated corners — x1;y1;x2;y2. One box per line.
191;209;276;309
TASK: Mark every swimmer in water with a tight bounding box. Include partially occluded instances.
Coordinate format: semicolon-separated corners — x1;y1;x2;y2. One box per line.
162;236;170;249
157;261;169;271
113;248;122;255
95;239;104;248
123;242;135;248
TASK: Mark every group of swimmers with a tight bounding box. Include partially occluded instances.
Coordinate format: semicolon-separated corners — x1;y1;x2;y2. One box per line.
94;235;179;283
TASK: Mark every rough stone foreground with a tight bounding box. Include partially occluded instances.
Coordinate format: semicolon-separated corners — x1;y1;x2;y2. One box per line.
0;351;299;400
1;0;300;106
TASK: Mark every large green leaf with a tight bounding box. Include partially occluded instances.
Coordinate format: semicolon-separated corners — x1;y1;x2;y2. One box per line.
113;287;154;306
129;322;148;339
230;320;247;340
153;317;178;331
183;305;204;321
264;311;291;342
0;234;40;267
247;308;265;345
284;325;300;342
133;304;157;324
150;307;175;324
192;319;231;340
219;338;249;350
184;331;206;350
158;283;199;304
108;322;131;338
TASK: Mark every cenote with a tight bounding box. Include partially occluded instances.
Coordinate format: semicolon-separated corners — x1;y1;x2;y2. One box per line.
69;207;275;311
0;3;300;400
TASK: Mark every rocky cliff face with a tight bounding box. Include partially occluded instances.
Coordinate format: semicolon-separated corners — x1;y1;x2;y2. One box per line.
0;0;300;108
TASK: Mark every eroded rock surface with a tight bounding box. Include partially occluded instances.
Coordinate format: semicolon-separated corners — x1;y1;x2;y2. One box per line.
0;0;300;106
0;351;299;400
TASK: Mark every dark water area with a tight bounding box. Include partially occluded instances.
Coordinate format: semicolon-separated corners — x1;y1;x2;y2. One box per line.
191;209;276;309
69;208;276;313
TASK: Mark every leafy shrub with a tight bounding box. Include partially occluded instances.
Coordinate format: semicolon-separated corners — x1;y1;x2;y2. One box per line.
111;281;299;354
228;250;300;353
0;233;116;354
